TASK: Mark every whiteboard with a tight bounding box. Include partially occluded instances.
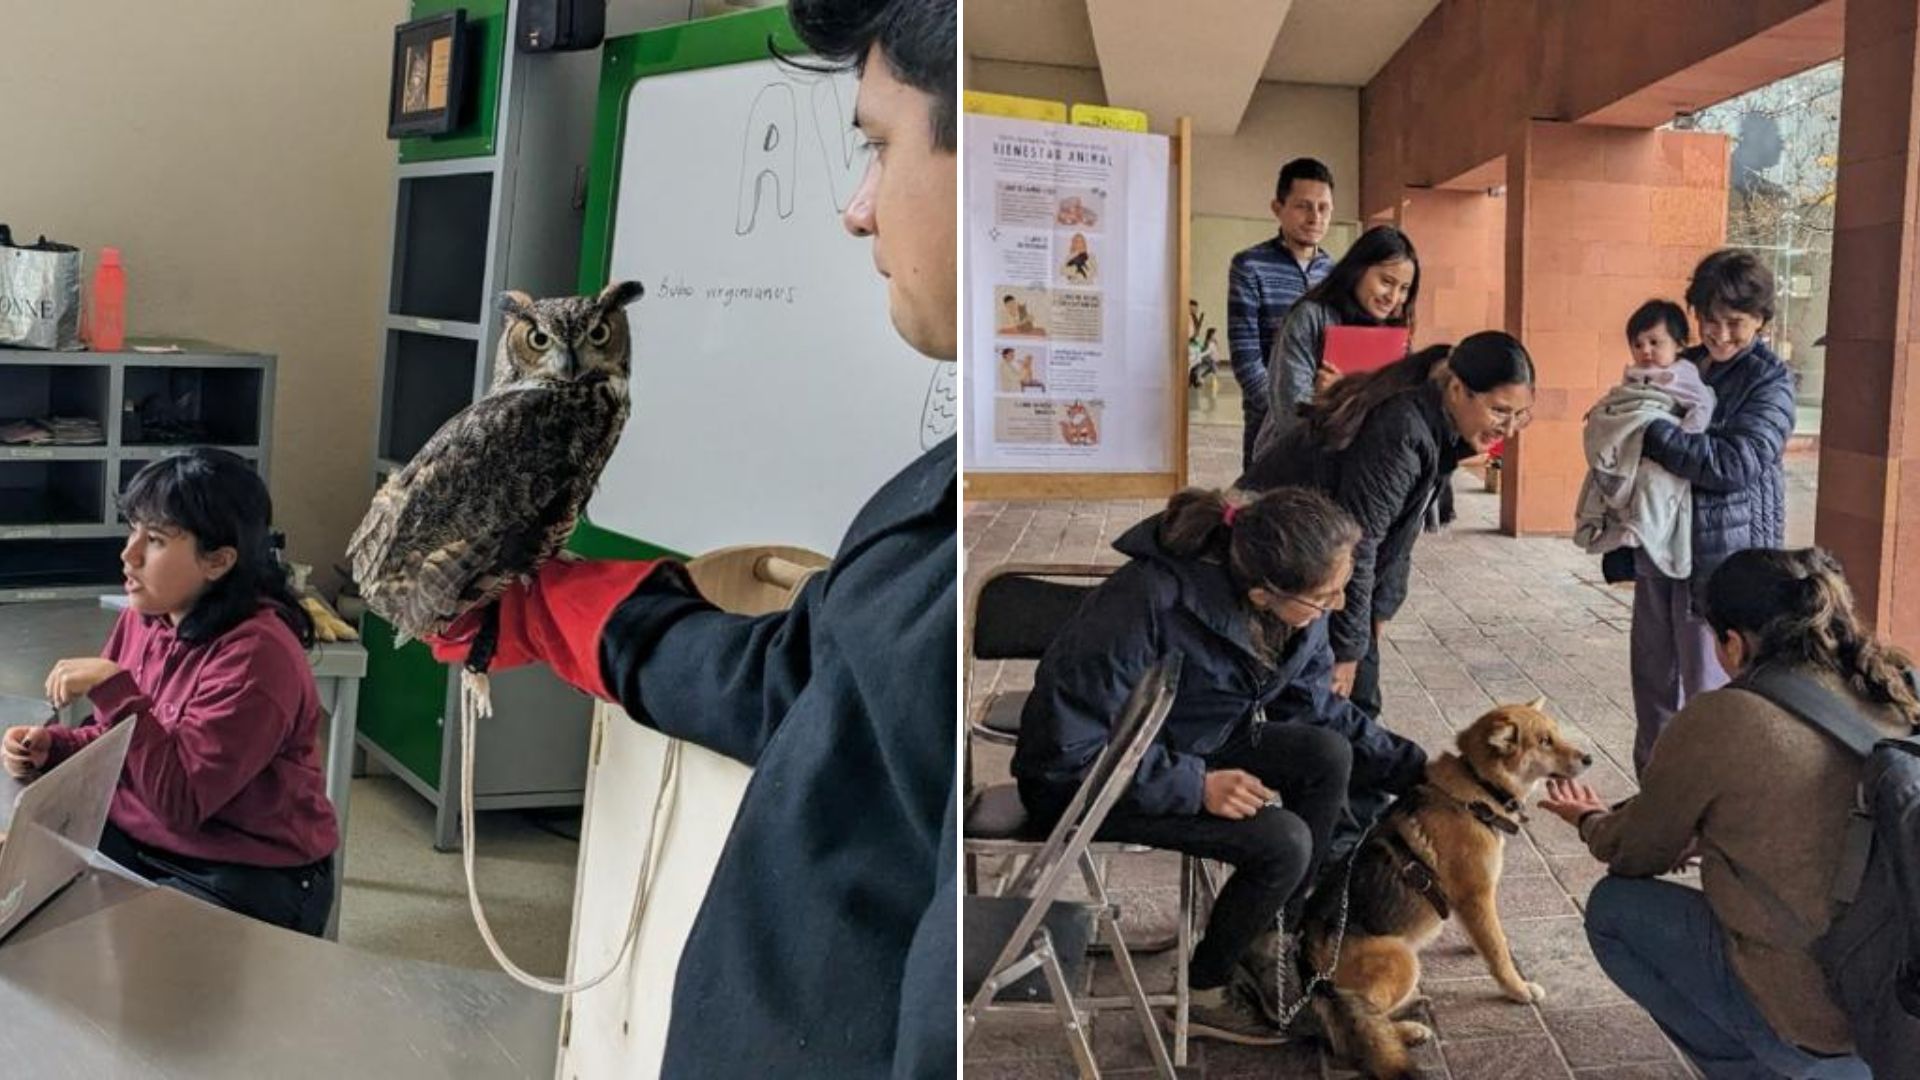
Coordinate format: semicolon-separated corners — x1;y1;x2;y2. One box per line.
587;59;955;556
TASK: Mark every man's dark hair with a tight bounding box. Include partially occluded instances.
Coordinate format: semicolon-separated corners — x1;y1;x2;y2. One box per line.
1685;248;1776;323
1275;157;1334;203
1626;299;1690;346
786;0;956;152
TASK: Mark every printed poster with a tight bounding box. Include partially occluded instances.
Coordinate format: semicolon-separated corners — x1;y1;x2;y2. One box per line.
963;115;1174;472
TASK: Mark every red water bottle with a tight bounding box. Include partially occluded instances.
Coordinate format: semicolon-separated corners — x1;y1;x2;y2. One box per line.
87;247;126;352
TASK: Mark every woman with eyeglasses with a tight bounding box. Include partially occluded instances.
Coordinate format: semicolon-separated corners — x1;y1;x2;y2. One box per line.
1012;485;1427;1044
1241;331;1537;724
1622;250;1797;775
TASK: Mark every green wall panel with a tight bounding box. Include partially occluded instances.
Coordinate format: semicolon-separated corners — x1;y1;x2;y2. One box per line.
355;611;447;788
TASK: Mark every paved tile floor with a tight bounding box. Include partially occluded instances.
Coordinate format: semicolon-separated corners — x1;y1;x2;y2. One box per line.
964;404;1818;1079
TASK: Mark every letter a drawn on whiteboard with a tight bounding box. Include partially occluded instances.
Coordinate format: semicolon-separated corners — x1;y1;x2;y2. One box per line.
735;83;798;235
810;76;865;213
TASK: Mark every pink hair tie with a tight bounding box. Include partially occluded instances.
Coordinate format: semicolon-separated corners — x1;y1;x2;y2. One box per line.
1222;503;1240;527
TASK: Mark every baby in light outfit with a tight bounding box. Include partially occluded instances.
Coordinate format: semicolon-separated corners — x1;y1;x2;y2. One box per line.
1619;299;1714;434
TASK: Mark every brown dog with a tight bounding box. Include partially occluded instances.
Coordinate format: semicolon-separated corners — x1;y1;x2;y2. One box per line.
1301;700;1592;1079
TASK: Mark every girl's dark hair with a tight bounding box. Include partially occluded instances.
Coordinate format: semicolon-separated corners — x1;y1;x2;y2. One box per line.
784;0;956;151
118;449;313;648
1705;548;1920;728
1160;485;1360;662
1685;248;1776;323
1299;224;1419;328
1626;299;1690;346
1307;331;1534;452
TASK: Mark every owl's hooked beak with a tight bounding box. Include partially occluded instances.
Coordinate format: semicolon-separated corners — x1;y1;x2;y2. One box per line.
546;347;579;380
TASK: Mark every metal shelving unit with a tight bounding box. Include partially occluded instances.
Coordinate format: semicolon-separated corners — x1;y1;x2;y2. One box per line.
0;340;273;601
354;0;606;851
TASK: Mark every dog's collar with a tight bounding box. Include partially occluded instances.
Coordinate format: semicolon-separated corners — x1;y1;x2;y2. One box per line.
1460;760;1527;822
1466;800;1522;836
1420;768;1526;837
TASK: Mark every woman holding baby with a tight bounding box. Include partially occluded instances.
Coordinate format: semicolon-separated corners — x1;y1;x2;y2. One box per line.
1621;249;1797;774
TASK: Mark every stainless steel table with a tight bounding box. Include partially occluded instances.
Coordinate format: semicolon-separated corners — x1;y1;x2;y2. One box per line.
0;752;560;1077
0;888;561;1078
0;600;367;939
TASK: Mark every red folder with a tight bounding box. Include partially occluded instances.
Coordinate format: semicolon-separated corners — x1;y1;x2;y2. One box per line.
1323;326;1411;374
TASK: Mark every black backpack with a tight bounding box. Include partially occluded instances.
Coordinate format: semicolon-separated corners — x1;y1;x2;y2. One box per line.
1738;666;1920;1075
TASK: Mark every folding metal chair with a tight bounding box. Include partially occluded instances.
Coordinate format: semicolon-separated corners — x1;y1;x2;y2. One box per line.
963;654;1184;1078
965;562;1115;751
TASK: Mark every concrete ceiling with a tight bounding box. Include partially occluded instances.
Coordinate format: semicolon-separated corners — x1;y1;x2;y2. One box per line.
1258;0;1443;85
1086;0;1293;134
966;0;1443;101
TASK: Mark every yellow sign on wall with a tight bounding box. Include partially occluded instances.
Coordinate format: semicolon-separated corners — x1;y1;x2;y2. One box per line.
963;90;1068;123
1071;104;1149;132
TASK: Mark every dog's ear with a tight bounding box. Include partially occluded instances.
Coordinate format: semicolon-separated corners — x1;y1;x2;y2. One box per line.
1526;695;1548;712
1486;718;1519;757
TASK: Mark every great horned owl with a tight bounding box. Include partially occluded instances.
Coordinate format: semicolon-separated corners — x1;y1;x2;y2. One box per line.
349;280;643;646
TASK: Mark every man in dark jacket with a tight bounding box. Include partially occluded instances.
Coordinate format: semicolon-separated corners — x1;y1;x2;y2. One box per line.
431;2;956;1075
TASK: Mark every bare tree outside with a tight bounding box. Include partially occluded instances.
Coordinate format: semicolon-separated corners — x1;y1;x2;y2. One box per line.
1675;59;1841;434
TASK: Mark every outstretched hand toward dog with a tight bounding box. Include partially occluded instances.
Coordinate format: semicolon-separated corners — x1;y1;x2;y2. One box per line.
1538;777;1607;827
1204;769;1276;820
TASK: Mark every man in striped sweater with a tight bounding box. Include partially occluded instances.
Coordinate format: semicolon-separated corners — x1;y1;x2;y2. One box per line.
1226;157;1335;467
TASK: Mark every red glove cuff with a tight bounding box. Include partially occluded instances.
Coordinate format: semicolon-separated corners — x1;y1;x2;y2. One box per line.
427;558;663;701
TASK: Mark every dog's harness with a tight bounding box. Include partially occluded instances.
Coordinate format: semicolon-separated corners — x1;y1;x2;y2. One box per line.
1379;826;1451;920
1378;767;1529;922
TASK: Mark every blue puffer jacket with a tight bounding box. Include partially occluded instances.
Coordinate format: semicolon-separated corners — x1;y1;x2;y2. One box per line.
1640;341;1796;590
1011;515;1427;820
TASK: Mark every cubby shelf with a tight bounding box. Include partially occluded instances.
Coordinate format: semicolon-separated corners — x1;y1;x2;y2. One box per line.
0;340;273;602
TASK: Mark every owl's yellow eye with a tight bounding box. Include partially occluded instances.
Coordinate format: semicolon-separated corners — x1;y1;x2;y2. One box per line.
587;322;611;346
528;329;552;350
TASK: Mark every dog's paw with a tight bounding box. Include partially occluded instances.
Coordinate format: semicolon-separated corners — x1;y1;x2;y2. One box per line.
1395;1019;1435;1046
1503;981;1545;1004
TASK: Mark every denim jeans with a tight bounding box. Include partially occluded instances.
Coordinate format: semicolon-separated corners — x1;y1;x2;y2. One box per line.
1585;875;1869;1080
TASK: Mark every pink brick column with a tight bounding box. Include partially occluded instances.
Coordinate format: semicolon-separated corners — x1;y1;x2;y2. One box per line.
1396;187;1506;352
1502;121;1731;535
1816;0;1920;646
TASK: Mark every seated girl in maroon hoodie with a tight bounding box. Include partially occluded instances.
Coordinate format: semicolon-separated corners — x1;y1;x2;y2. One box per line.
2;449;337;935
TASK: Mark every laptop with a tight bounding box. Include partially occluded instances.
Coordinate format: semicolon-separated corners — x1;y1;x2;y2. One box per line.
0;719;134;940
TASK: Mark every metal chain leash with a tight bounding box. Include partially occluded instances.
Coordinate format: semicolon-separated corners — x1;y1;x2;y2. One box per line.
1268;823;1371;1033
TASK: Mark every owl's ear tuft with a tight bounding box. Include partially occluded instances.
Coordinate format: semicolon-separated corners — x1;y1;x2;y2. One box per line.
499;290;536;321
595;280;644;313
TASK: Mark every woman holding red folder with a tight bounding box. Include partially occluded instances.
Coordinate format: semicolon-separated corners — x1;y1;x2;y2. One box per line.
1240;333;1535;727
1251;225;1421;460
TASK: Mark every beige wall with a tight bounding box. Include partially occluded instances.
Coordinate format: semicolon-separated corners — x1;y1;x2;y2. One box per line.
967;61;1360;220
3;2;397;584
